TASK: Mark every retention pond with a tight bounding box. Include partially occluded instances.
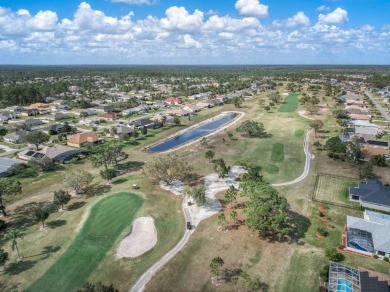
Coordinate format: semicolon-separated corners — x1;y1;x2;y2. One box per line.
148;112;238;153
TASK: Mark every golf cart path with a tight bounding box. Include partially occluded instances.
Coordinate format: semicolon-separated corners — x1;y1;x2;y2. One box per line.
129;129;314;292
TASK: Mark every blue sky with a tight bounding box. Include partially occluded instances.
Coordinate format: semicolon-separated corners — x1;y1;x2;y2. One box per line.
0;0;389;64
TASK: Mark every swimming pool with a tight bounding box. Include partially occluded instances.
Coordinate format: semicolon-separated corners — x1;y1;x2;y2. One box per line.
348;241;369;252
337;279;352;292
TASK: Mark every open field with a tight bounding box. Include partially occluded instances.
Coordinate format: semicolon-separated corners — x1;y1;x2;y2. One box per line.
313;174;360;208
28;192;143;292
278;93;300;113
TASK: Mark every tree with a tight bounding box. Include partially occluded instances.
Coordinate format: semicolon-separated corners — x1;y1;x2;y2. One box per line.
236;120;268;138
77;282;119;292
304;102;319;114
63;170;93;195
241;164;263;182
144;154;193;185
5;228;22;260
110;126;117;137
213;159;231;179
0;178;22;216
232;96;243;108
310;120;324;138
217;213;227;228
347;136;363;163
264;106;271;111
229;210;238;225
210;257;224;279
53;189;71;210
268;92;281;104
227;132;233;140
240;180;291;239
200;137;208;147
205;150;215;162
324;137;347;154
0;127;8;137
161;115;167;126
29;156;56;172
237;271;252;290
173;116;181;125
325;247;343;262
0;247;9;267
224;185;238;208
108;144;129;168
371;154;387;167
183;184;207;206
59;121;74;140
100;168;118;184
30;203;50;228
24;131;50;150
359;162;374;179
141;127;147;135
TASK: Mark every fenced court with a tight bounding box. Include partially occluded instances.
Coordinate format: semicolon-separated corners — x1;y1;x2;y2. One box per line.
312;174;361;209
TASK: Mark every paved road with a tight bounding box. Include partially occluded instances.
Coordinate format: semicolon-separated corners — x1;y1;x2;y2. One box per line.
272;129;313;187
365;91;390;123
0;146;29;157
129;198;193;292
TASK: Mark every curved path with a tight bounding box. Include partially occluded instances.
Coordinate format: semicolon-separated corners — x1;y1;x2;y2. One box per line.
130;130;314;292
272;129;313;187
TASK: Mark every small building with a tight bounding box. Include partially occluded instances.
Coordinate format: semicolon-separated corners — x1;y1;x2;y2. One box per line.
327;262;390;292
67;132;103;148
100;112;120;121
108;125;135;138
349;179;390;212
343;211;390;259
361;144;390;161
0;157;23;177
43;124;64;135
93;105;113;112
23;119;43;128
131;118;156;129
53;112;70;121
165;97;182;105
3;130;29;144
40;145;83;163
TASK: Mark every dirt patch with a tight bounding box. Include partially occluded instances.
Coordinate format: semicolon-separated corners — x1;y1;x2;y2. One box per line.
117;216;157;258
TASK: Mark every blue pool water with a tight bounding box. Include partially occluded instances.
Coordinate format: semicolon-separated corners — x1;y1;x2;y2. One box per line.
348;241;368;252
148;113;237;152
337;279;352;292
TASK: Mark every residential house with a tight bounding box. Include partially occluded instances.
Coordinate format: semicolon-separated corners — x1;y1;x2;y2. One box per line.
361;144;390;161
23;119;43;128
182;104;200;113
109;125;135;138
343;211;390;259
350;114;371;122
93;105;113;112
53;112;70;121
100;112;119;121
349;179;390;212
79;118;99;127
355;127;383;138
0;112;13;122
67;132;103;148
39;145;83;163
131;118;156;129
3;130;28;144
0;157;23;177
43;123;64;134
5;106;24;113
152;113;174;124
165;97;182;105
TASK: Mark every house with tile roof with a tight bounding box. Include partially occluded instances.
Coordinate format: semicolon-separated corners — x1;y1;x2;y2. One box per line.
349;179;390;212
67;132;103;148
100;112;119;121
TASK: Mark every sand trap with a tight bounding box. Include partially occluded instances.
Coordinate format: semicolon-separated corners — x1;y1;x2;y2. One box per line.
117;217;157;258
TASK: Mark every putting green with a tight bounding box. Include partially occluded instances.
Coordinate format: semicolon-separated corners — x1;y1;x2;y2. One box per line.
28;192;143;292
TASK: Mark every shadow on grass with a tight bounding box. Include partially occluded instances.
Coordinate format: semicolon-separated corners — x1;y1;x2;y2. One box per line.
112;178;128;184
67;201;86;211
6;260;37;275
117;161;144;173
23;245;61;259
85;184;111;197
47;219;67;229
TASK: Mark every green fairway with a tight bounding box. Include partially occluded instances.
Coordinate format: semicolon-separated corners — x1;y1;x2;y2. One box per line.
265;164;279;174
278;93;300;112
28;192;143;292
294;129;305;137
271;143;284;162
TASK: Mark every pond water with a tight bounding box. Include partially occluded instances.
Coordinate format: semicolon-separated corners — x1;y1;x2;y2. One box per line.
148;112;237;153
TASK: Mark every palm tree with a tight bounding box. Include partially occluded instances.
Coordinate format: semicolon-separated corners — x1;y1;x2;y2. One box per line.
5;228;22;260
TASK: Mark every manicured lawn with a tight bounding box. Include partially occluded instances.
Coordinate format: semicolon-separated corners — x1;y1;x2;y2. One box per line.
271;143;284;162
278;93;300;113
313;175;360;207
27;192;143;292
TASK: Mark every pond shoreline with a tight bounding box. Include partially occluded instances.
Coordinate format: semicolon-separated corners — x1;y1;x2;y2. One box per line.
145;111;245;153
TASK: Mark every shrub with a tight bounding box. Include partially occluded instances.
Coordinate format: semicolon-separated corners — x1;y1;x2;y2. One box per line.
48;129;57;135
384;257;389;262
264;106;271;111
317;228;327;237
373;254;379;259
325;247;343;262
319;211;325;217
338;245;345;250
319;265;329;280
0;219;5;230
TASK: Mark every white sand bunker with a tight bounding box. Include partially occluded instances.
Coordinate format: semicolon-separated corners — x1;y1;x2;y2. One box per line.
117;217;157;258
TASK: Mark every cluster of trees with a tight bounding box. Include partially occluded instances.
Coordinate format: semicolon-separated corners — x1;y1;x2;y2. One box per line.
236;120;269;138
90;144;128;183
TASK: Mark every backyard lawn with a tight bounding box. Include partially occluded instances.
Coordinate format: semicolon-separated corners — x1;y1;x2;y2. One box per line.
278;93;300;113
27;192;143;292
313;174;360;208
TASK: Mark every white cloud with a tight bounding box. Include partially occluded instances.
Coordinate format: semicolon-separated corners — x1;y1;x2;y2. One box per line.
318;8;348;24
204;15;260;31
181;34;202;49
28;10;58;30
316;5;330;12
273;12;310;28
235;0;268;18
110;0;156;5
161;6;204;31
